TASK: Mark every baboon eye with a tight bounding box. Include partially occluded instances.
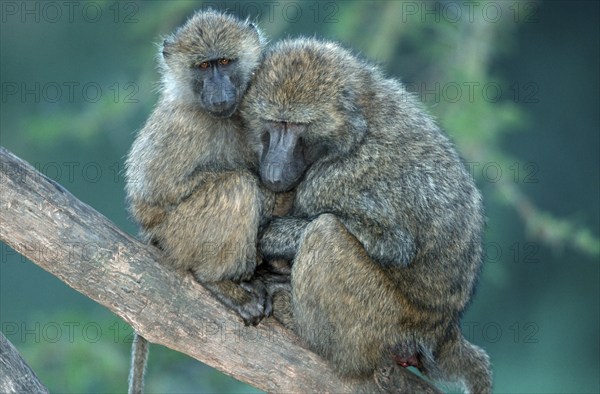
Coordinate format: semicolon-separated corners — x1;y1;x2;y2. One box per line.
219;58;230;65
198;61;209;69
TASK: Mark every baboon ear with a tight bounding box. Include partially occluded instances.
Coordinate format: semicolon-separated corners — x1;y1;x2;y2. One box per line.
162;38;173;59
347;110;368;145
247;22;260;39
341;88;368;137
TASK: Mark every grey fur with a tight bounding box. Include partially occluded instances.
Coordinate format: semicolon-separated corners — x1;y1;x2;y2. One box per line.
241;38;492;394
125;10;271;393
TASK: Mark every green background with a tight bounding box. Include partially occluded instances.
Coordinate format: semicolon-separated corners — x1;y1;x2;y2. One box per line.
1;1;598;393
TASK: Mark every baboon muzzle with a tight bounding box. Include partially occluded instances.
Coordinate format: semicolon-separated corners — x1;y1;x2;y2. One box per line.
260;122;307;192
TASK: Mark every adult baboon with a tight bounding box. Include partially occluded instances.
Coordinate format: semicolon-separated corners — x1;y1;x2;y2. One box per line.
242;38;492;394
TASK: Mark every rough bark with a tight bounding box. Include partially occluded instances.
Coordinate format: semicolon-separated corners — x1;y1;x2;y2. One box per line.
0;146;439;393
0;332;49;394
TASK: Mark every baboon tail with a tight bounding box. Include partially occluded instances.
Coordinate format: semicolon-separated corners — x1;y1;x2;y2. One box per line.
128;333;149;394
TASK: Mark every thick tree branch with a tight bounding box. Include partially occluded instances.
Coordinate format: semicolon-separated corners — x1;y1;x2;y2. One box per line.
0;332;49;394
0;146;439;393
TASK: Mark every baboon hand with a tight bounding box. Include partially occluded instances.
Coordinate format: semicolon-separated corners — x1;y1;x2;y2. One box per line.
253;260;293;319
239;279;270;326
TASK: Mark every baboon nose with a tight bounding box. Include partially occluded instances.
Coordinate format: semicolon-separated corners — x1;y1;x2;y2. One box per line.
208;98;224;108
267;164;283;183
204;90;237;117
261;163;290;192
209;90;235;109
220;86;236;103
211;95;228;106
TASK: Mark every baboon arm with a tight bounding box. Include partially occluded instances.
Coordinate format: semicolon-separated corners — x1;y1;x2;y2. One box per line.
259;217;311;261
163;170;249;206
134;169;259;217
337;216;417;268
261;214;416;268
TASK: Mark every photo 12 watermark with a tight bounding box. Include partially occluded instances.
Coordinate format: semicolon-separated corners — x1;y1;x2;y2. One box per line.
1;1;140;24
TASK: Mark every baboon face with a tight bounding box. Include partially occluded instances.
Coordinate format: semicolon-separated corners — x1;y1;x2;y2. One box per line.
191;57;240;117
161;10;263;118
259;121;308;192
243;39;367;192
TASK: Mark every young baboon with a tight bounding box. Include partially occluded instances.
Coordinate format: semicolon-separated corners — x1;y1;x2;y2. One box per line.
124;10;271;393
241;38;492;393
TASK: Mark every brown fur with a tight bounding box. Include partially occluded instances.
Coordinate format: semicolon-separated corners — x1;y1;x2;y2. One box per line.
242;38;492;393
124;10;272;394
125;8;271;322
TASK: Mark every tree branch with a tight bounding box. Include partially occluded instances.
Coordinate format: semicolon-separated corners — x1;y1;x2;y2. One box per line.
0;332;49;394
0;146;439;393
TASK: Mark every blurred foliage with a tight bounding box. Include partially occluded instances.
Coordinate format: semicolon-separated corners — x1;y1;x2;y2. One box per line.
1;1;598;393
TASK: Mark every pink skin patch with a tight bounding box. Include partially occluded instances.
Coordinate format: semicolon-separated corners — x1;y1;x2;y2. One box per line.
393;353;423;369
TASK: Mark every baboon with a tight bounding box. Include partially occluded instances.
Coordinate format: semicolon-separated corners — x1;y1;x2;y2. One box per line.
124;10;272;393
241;38;492;393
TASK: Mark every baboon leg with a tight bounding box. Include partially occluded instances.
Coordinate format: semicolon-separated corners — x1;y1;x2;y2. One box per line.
291;213;405;377
157;172;261;281
155;172;267;325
